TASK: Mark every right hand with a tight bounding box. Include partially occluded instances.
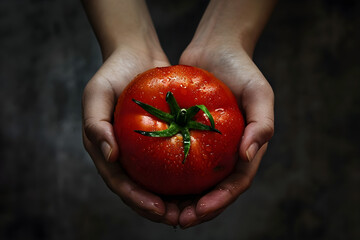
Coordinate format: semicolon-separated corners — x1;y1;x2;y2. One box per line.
81;46;181;226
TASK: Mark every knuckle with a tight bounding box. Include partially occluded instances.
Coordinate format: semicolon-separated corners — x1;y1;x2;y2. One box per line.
217;175;254;200
263;118;275;140
82;133;91;151
217;184;237;200
241;176;253;192
106;179;119;195
82;118;98;142
103;173;122;196
103;170;128;199
81;82;93;106
81;128;95;154
83;120;93;135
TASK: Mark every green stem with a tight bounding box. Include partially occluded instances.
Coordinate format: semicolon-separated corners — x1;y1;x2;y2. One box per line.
176;109;187;126
133;91;221;163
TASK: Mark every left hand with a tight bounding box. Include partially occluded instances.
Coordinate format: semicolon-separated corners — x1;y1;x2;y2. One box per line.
176;41;275;228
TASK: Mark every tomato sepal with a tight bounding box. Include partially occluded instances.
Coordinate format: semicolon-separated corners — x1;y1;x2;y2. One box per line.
187;121;221;134
180;127;191;163
132;98;174;123
134;122;180;137
133;91;221;163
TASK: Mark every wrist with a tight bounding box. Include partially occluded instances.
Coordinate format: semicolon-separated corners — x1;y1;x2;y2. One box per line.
82;0;164;61
188;0;277;57
101;26;164;61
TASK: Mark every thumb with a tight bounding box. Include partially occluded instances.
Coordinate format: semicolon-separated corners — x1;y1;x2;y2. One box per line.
239;81;274;162
82;79;119;163
83;119;119;163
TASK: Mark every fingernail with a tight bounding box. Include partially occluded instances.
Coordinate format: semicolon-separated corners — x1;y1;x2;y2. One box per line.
101;141;112;162
246;143;259;162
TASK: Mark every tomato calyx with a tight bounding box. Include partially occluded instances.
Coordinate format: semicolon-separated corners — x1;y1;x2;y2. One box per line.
132;92;221;163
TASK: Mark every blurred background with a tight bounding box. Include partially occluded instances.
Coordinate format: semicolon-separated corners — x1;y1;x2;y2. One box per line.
1;0;359;239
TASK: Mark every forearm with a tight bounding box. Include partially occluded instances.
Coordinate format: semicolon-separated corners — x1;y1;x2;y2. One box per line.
81;0;163;60
191;0;277;56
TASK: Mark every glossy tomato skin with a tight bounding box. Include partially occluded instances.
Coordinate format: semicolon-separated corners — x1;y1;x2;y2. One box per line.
114;65;244;195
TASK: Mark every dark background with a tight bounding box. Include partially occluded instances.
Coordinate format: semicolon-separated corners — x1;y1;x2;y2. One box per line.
1;0;359;239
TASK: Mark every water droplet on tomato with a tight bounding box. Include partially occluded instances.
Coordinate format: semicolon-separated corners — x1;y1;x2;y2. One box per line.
205;144;212;152
215;108;225;114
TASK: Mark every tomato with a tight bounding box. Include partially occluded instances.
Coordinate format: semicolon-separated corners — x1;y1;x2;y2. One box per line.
113;65;244;195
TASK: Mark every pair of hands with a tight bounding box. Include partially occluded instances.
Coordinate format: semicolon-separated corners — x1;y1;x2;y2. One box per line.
82;38;274;228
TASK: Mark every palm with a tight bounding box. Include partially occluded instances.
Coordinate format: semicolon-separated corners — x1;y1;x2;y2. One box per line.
92;49;169;97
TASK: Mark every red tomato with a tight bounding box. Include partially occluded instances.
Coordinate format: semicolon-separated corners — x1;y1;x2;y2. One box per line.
113;65;244;195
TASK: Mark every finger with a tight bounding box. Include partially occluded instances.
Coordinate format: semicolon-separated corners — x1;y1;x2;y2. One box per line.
84;134;167;220
162;201;180;226
82;77;119;162
195;144;267;218
179;201;198;229
180;206;225;229
239;80;274;162
111;174;166;218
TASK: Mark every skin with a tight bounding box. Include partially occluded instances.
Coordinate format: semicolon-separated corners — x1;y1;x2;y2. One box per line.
81;0;276;228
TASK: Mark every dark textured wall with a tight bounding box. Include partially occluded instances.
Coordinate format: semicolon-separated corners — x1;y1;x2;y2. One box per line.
1;0;359;239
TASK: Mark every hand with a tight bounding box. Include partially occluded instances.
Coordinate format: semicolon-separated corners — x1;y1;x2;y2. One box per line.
174;0;276;228
81;0;276;228
82;47;183;226
81;0;187;227
177;42;274;228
